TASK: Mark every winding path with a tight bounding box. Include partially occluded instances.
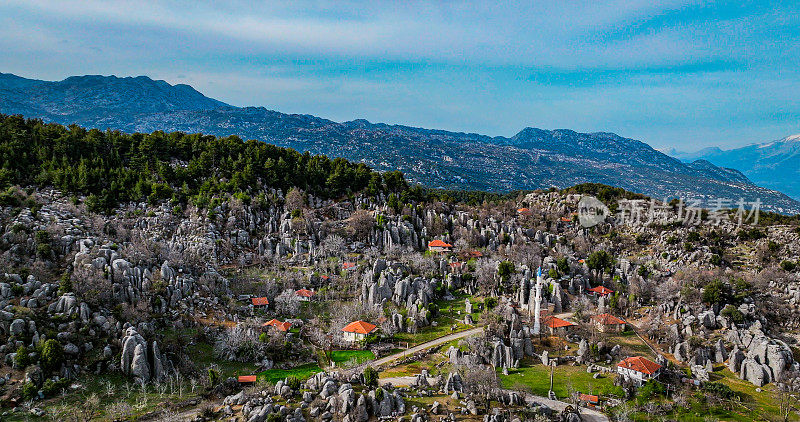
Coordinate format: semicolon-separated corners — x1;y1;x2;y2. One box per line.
365;327;484;369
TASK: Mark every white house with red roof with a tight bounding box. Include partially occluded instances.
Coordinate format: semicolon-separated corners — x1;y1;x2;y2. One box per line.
341;320;377;342
591;313;626;333
427;239;452;253
543;315;577;335
588;286;614;297
617;356;662;386
295;288;315;301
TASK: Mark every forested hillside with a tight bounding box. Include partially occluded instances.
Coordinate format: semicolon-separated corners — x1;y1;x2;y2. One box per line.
0;115;398;212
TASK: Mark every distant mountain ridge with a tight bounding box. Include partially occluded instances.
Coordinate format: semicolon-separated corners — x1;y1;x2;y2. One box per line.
671;135;800;201
2;72;799;214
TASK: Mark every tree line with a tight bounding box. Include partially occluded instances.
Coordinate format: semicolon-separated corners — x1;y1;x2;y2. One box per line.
0;115;409;212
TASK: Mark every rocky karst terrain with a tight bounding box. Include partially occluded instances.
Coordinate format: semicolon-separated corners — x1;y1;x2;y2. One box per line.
0;177;798;421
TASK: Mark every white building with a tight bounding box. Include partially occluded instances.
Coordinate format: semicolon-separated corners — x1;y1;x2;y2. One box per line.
617;356;662;386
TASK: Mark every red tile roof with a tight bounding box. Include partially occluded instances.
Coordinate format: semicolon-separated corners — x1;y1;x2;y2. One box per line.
588;286;614;296
560;217;573;222
618;356;662;375
517;208;531;214
342;320;376;335
251;297;270;306
263;319;292;332
295;288;315;298
449;262;464;270
428;239;452;248
238;375;257;383
592;313;626;325
544;316;577;329
579;393;599;404
342;262;356;270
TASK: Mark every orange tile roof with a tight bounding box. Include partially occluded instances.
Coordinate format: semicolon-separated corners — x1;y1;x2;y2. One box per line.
342;262;356;269
618;356;662;375
342;320;376;334
428;239;452;248
238;375;257;383
579;393;599;404
295;288;315;298
263;319;292;331
588;286;614;296
251;297;269;306
544;316;577;329
592;313;626;325
517;208;531;213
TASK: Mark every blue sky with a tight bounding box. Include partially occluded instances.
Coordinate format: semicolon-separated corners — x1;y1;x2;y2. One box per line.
1;0;799;151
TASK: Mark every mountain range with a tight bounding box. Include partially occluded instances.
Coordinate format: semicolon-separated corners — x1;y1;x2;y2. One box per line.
2;72;798;214
669;136;800;201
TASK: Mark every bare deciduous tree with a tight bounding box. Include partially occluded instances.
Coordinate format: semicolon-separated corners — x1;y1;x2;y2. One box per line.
348;210;375;241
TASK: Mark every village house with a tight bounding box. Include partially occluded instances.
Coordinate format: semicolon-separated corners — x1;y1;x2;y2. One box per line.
617;356;662;386
591;313;626;333
238;375;257;384
263;318;292;332
460;250;483;260
251;297;269;309
341;320;377;342
342;262;356;271
448;261;465;274
295;288;315;301
543;315;577;335
588;286;614;297
428;239;453;253
578;393;600;408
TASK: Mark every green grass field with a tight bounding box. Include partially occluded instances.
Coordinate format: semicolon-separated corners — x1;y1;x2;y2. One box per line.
330;350;375;366
498;358;624;399
257;363;322;384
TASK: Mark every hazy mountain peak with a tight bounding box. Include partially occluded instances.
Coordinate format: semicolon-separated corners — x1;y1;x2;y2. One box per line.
0;72;230;118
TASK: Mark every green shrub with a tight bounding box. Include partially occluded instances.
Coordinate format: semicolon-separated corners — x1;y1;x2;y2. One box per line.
20;381;38;400
14;345;29;368
702;280;729;305
556;257;570;275
208;367;222;386
363;366;378;387
41;377;69;397
285;376;301;391
636;380;664;404
40;339;64;373
498;261;515;280
781;260;797;272
721;304;744;324
703;382;736;400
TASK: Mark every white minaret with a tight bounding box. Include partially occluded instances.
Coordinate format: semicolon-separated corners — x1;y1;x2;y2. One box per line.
532;267;543;335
